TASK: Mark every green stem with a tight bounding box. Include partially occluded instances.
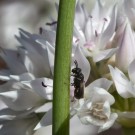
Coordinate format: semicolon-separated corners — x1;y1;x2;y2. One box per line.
53;0;76;135
88;57;100;79
124;99;129;111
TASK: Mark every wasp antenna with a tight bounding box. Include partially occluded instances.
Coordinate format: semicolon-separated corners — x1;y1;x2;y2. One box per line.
74;60;78;68
42;82;47;87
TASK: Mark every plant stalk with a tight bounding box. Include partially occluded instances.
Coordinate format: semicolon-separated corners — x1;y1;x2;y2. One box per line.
53;0;76;135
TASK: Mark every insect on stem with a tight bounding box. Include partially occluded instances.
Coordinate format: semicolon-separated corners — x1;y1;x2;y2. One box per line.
71;60;84;99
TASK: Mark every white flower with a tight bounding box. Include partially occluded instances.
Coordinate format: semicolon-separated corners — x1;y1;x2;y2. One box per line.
0;72;53;111
70;76;118;132
0;15;92;133
34;43;91;130
15;28;55;78
0;72;53;135
48;0;118;62
74;0;118;62
109;60;135;98
0;49;27;75
0;30;54;133
76;87;117;133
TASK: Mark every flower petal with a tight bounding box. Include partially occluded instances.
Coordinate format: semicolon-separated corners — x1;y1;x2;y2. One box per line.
22;78;53;100
75;1;86;30
35;102;52;113
91;0;104;21
99;4;117;49
89;87;115;105
17;29;54;77
72;45;90;82
0;89;43;111
115;21;135;72
33;126;52;135
98;113;118;133
70;115;98;135
85;78;112;95
0;50;26;74
128;59;135;84
93;47;118;62
19;46;52;78
34;108;52;130
39;29;56;46
74;24;86;46
0;115;38;135
109;65;135;98
34;116;98;135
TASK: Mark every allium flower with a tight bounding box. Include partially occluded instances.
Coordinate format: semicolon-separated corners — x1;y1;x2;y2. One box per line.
77;90;117;133
32;42;91;130
3;0;135;134
48;0;118;62
0;29;55;134
15;28;55;78
0;72;53;135
0;20;91;134
71;78;117;132
74;0;118;62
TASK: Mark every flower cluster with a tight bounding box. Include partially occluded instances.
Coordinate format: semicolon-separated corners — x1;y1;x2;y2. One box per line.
0;0;135;134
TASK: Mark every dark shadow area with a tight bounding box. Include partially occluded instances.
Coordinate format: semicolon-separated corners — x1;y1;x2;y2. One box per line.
53;115;70;135
99;128;123;135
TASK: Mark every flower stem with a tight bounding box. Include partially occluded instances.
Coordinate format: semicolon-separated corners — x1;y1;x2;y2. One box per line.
53;0;76;135
88;57;100;79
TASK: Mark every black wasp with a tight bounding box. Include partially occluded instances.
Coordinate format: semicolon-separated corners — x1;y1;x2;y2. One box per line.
71;60;84;99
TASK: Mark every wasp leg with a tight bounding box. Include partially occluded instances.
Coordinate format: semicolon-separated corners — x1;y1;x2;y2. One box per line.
71;83;74;86
74;60;78;67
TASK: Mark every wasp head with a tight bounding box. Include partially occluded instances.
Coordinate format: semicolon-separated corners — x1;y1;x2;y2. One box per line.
72;68;81;74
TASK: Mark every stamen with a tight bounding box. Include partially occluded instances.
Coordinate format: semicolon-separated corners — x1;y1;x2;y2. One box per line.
101;18;107;34
46;21;57;26
89;15;94;36
42;82;47;87
90;102;108;121
97;17;108;46
103;18;108;22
